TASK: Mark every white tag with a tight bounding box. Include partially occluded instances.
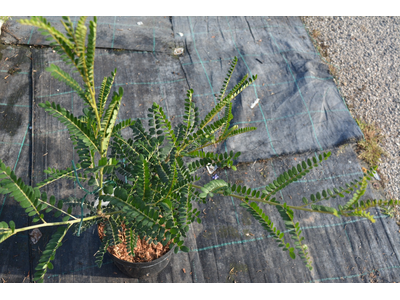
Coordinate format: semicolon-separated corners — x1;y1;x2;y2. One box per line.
174;48;184;55
206;163;218;174
372;171;381;181
94;199;110;208
93;187;115;207
250;98;260;109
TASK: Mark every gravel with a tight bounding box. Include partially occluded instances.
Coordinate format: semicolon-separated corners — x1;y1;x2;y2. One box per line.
301;16;400;201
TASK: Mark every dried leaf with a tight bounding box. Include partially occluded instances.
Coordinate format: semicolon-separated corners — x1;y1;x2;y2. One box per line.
29;229;42;244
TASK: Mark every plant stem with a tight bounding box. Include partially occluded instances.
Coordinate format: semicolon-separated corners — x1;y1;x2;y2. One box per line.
12;210;123;234
190;184;334;215
97;168;104;212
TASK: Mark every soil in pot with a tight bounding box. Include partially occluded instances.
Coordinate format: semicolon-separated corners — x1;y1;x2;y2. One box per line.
97;223;172;263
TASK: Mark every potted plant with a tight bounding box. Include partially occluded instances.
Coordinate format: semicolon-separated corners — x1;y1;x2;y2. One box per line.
0;16;397;282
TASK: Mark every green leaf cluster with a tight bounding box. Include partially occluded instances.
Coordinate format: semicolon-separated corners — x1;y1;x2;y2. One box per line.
34;225;71;282
240;200;294;254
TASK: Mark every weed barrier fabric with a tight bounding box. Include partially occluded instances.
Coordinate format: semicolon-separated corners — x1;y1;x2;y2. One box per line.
2;16;176;53
0;45;31;283
172;16;363;161
2;16;363;161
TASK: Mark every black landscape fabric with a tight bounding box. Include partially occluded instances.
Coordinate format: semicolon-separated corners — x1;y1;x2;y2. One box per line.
172;16;363;161
3;16;362;160
2;16;176;53
1;17;399;283
0;45;32;283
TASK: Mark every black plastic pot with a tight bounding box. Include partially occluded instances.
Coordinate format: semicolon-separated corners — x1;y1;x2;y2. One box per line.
108;245;175;278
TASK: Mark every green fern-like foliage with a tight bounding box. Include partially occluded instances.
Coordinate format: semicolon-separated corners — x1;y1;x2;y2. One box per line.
273;200;312;269
0;16;397;282
0;220;15;243
34;225;72;283
103;74;258;252
241;200;295;255
95;239;109;268
0;159;45;224
36;164;86;188
197;152;398;268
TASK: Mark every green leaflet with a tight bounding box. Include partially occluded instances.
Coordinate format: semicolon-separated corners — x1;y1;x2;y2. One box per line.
0;230;14;244
95;239;109;268
218;57;238;102
98;69;117;118
341;176;369;211
185;150;239;172
72;215;98;236
182;89;198;139
45;64;90;105
183;118;227;149
104;216;121;246
126;228;138;256
0;221;15;243
33;225;71;282
19;16;74;50
302;168;375;208
262;152;331;201
100;87;124;155
86;17;97;87
112;119;136;135
0;159;44;223
199;64;256;130
221;126;257;140
75;17;88;73
36;164;85;188
221;102;233;137
215;59;239;136
99;190;162;240
240;200;292;253
60;16;76;46
199;179;229;198
150;103;177;146
139;155;151;201
311;204;340;217
39;101;99;153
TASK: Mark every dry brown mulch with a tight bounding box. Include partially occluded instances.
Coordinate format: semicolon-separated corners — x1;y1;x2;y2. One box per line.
98;223;171;263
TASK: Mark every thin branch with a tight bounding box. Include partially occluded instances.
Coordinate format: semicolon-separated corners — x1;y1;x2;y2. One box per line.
190;184;334;215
